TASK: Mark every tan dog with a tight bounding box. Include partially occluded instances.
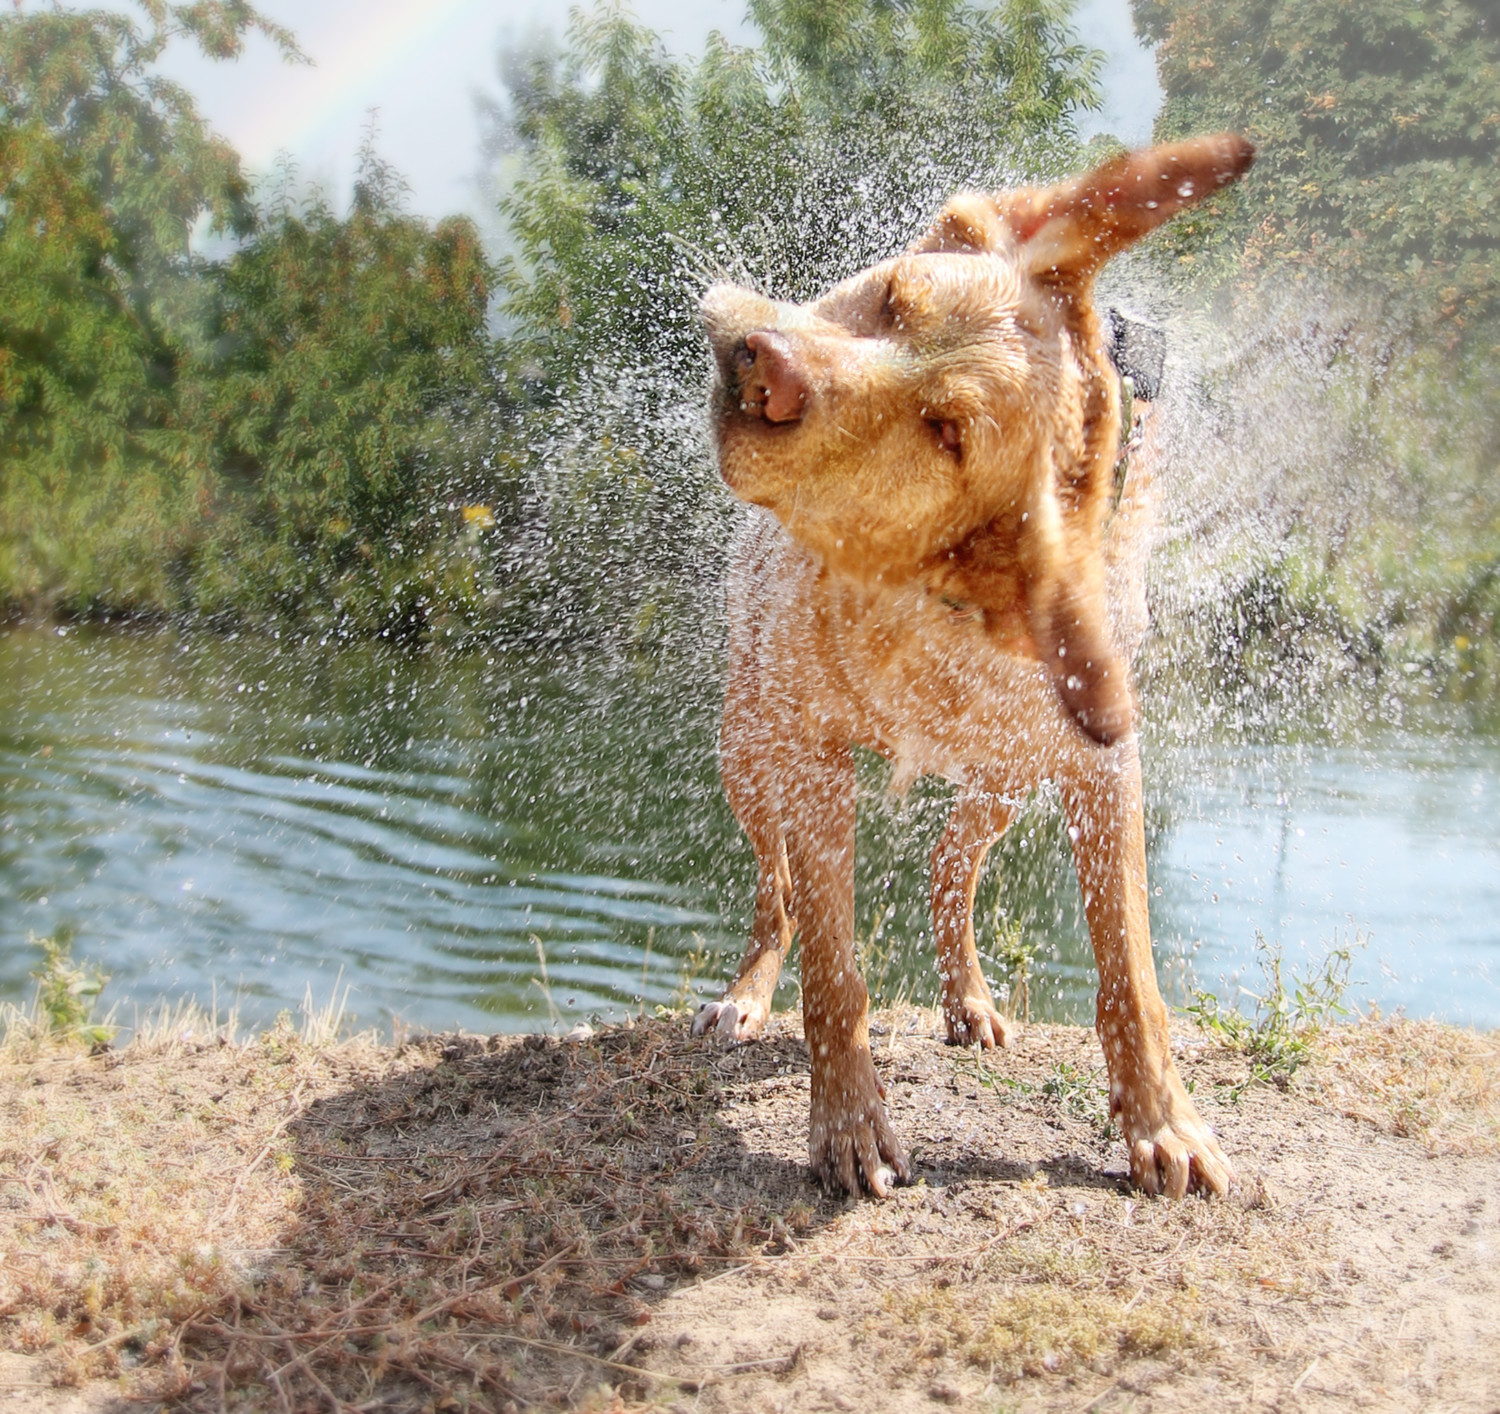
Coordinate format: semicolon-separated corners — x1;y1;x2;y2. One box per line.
693;136;1254;1200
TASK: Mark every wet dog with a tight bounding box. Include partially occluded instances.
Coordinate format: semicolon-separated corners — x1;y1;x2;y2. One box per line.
692;137;1255;1199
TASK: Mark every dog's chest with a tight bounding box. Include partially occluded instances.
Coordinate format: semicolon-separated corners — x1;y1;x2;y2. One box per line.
760;586;1063;789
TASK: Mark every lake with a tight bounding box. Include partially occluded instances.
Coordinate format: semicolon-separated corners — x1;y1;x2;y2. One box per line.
3;625;1497;1035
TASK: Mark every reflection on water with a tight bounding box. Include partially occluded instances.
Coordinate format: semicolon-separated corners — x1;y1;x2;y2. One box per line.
1152;742;1500;1029
0;626;743;1032
2;626;1497;1034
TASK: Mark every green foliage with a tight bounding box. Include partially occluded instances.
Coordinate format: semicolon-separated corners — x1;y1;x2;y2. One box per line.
1134;0;1500;335
1040;1059;1109;1129
952;1050;1110;1133
0;4;501;631
988;905;1036;1022
0;0;1106;634
184;146;497;631
29;928;115;1047
1188;933;1359;1096
0;1;295;612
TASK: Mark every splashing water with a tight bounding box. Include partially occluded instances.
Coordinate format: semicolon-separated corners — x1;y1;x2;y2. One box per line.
5;85;1499;1036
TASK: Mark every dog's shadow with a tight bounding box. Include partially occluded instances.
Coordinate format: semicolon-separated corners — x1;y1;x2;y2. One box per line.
217;1014;1154;1406
277;1021;838;1321
275;1018;1127;1352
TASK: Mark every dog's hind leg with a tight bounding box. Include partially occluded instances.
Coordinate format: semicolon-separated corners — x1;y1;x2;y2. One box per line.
932;790;1018;1049
693;642;794;1043
1060;739;1235;1198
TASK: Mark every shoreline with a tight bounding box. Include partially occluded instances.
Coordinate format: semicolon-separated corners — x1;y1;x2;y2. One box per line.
1;1006;1496;1411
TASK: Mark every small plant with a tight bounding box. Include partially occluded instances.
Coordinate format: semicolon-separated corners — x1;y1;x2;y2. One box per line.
858;906;912;1010
1042;1060;1111;1131
30;929;115;1046
669;933;714;1013
988;906;1036;1023
1188;932;1362;1097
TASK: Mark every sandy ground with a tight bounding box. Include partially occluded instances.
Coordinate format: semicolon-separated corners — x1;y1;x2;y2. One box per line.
1;1009;1496;1412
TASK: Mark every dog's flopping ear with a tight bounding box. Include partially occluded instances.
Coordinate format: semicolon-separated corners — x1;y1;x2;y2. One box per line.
911;134;1255;281
1019;488;1135;747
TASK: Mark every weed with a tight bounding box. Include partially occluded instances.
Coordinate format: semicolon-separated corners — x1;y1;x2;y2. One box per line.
531;932;562;1028
6;930;116;1049
953;1044;1031;1099
859;906;914;1010
669;932;714;1012
298;971;353;1046
1188;933;1362;1097
1041;1060;1111;1132
986;905;1035;1023
951;1051;1110;1135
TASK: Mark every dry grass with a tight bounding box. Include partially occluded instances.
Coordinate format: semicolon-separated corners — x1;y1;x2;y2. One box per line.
1306;1016;1500;1155
1;1013;785;1409
869;1174;1336;1388
0;1024;314;1384
891;1280;1199;1383
1;1007;1496;1412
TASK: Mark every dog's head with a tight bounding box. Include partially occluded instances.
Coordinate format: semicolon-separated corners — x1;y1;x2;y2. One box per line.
701;135;1253;744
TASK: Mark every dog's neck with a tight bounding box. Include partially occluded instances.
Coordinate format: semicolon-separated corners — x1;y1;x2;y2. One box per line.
921;517;1037;655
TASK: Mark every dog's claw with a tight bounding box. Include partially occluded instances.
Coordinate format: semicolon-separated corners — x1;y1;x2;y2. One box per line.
943;993;1016;1049
809;1052;911;1199
1116;1072;1234;1198
691;996;767;1043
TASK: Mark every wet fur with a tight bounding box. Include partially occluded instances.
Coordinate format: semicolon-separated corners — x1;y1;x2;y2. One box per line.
695;137;1254;1198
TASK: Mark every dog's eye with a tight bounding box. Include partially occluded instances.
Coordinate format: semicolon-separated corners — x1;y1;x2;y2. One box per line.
928;418;961;457
883;282;906;332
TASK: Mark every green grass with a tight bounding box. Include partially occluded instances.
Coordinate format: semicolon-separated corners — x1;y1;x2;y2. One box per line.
1;930;116;1052
1188;933;1362;1098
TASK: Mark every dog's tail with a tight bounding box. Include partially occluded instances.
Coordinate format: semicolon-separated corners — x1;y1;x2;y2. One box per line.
1103;399;1160;668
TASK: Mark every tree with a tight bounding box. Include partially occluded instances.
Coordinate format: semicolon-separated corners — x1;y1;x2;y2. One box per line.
185;145;495;629
0;1;296;611
1133;0;1500;335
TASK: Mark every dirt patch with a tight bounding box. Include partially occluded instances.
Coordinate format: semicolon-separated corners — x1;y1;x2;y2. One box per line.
1;1011;1496;1411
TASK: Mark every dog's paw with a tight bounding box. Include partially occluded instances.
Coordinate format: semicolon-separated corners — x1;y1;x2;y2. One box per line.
943;993;1017;1050
691;996;767;1043
1114;1071;1234;1199
809;1052;911;1199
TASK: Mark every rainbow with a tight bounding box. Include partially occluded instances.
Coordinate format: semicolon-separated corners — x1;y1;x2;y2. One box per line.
229;0;499;173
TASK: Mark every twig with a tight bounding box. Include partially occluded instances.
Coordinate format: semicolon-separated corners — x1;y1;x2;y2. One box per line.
1290;1356;1320;1394
487;1331;670;1383
20;1162;118;1238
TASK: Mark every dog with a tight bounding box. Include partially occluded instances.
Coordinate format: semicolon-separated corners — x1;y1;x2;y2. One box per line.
692;136;1254;1200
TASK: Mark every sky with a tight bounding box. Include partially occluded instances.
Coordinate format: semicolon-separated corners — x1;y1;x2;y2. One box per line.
140;0;1162;222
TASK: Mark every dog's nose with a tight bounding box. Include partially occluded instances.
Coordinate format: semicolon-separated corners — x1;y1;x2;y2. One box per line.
737;331;807;424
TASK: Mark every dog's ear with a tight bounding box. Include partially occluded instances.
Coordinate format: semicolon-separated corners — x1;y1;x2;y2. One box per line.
911;134;1254;280
1019;491;1135;746
908;191;1010;255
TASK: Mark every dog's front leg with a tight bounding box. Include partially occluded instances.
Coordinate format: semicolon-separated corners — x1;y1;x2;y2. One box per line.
788;740;910;1198
1061;742;1234;1198
695;670;795;1043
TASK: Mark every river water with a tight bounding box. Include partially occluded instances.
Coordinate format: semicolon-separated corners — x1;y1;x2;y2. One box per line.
3;625;1497;1034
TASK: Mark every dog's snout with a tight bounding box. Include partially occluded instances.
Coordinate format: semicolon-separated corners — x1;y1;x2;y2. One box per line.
737;330;808;424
